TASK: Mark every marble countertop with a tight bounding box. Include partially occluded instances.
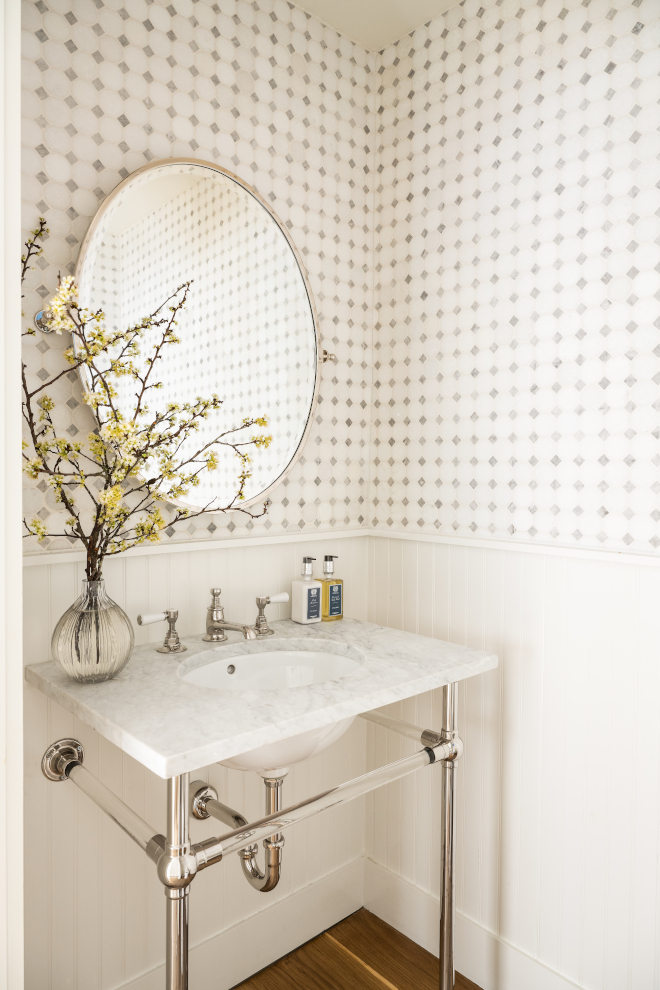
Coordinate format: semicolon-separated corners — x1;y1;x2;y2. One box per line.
26;618;497;778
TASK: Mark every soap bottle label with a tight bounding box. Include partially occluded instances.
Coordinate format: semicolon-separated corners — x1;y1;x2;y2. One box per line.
328;583;342;616
307;586;321;620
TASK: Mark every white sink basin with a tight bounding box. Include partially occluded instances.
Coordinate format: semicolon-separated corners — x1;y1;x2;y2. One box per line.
219;717;356;774
179;639;364;773
181;647;362;691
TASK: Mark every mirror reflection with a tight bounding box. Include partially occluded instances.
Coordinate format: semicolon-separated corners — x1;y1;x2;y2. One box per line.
77;160;318;510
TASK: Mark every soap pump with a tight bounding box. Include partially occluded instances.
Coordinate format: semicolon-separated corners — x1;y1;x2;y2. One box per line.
321;555;343;622
291;557;322;624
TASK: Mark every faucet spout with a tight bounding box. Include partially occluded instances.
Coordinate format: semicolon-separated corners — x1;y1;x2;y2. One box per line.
202;589;257;641
216;621;257;641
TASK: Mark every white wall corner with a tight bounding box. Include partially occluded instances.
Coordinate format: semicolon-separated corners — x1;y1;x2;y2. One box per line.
1;0;25;986
119;857;365;990
364;859;585;990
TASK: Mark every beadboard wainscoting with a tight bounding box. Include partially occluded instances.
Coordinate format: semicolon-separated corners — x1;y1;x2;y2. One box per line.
23;535;368;990
23;532;660;990
365;535;660;990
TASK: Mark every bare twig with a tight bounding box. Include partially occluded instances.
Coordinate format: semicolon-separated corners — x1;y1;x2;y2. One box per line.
21;226;271;580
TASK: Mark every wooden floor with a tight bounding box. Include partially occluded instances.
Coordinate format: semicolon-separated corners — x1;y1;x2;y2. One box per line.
234;909;481;990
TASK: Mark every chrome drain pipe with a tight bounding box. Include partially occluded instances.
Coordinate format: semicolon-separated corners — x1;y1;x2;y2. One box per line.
240;775;285;892
190;775;285;893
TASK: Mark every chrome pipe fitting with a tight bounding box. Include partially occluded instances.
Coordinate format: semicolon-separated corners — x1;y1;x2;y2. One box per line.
190;776;285;892
241;834;284;893
157;848;198;890
41;737;83;780
240;774;285;892
360;708;463;762
158;776;197;891
41;739;165;856
190;781;249;830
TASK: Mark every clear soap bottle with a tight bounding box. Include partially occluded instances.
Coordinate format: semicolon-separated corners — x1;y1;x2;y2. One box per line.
321;555;343;622
291;557;322;624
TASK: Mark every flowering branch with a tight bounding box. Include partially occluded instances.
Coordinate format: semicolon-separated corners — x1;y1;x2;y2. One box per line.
22;221;272;581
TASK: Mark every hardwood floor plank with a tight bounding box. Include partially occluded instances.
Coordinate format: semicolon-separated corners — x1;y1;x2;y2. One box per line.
325;934;399;990
455;974;482;990
330;909;438;990
233;908;484;990
234;931;391;990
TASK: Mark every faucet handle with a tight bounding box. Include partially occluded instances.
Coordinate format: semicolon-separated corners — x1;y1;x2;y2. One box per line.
254;592;289;637
210;588;222;605
137;611;168;626
137;608;187;654
263;592;289;604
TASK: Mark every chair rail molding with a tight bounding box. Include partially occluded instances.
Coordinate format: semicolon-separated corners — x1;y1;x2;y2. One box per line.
24;527;660;570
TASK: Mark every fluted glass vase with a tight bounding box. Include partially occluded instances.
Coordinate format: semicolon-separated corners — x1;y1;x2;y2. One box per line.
51;580;134;683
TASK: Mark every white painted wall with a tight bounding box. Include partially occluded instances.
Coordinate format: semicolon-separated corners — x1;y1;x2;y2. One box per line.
1;0;24;986
365;534;660;990
23;535;368;990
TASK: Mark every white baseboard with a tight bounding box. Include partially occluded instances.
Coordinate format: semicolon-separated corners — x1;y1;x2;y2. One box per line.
364;859;584;990
118;856;587;990
119;858;364;990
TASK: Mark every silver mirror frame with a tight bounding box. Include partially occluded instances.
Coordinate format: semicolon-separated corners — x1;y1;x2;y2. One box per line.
74;158;321;511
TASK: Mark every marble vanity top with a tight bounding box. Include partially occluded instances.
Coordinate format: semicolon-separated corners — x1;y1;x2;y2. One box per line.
26;619;497;778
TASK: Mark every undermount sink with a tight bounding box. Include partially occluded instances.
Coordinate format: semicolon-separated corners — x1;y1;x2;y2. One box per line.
218;717;356;773
179;639;364;772
181;645;363;691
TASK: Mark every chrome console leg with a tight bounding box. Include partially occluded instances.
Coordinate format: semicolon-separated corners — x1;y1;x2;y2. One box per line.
166;889;189;990
159;775;196;990
439;682;457;990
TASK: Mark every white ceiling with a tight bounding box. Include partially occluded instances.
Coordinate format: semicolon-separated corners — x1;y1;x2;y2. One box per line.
293;0;458;51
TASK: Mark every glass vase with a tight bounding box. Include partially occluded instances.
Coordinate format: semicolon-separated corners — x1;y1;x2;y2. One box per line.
51;580;134;683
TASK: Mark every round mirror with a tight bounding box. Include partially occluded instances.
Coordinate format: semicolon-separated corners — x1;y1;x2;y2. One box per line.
75;159;319;510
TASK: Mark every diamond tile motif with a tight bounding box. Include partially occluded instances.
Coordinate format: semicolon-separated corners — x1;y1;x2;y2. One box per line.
22;0;660;557
372;0;660;553
21;0;374;551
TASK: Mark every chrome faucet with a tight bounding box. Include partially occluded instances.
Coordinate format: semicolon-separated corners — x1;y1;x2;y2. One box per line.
254;592;290;637
202;588;257;642
137;608;187;653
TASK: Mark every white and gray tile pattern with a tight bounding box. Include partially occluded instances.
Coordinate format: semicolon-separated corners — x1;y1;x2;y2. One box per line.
372;0;660;553
22;0;660;556
21;0;374;550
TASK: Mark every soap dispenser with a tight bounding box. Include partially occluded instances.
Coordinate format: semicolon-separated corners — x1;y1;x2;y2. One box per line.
321;555;343;622
291;557;322;624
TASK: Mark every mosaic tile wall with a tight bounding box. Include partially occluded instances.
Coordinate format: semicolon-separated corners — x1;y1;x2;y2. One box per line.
372;0;660;553
22;0;660;557
21;0;374;552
